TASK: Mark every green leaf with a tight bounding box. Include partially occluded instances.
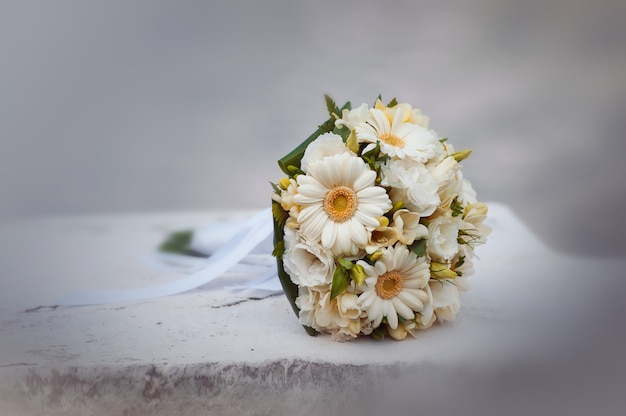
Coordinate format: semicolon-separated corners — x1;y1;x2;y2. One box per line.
409;239;427;257
338;258;354;270
450;198;464;217
278;98;351;176
439;137;448;143
324;94;337;116
387;97;398;107
272;240;285;258
159;230;205;257
333;124;350;142
454;255;466;270
318;118;335;133
360;141;381;167
371;325;387;340
330;266;350;300
269;181;281;194
271;201;288;228
272;207;317;336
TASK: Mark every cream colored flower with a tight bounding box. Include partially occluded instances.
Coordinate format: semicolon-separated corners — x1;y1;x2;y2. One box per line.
428;156;461;209
451;251;475;277
300;132;352;172
429;278;465;322
380;159;440;217
293;152;392;256
387;321;414;340
373;99;430;128
413;283;436;330
392;209;428;245
357;245;430;330
355;108;438;162
458;173;478;206
282;227;335;287
461;202;491;247
365;226;398;254
296;286;362;341
427;215;463;263
276;177;300;220
334;103;370;131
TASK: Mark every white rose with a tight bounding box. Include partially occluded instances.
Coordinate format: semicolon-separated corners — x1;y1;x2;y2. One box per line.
427;215;463;263
429;278;463;322
381;159;440;217
428;156;461;208
282;227;335;287
299;132;352;172
296;286;362;341
460;202;491;249
458;173;477;205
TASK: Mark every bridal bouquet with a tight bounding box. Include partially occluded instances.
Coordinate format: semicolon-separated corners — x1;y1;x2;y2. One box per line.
271;96;490;341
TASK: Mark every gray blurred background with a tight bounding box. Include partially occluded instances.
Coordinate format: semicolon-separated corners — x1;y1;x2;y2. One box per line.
1;0;625;257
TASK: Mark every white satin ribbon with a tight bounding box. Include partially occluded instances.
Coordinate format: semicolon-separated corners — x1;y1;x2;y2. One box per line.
55;208;277;306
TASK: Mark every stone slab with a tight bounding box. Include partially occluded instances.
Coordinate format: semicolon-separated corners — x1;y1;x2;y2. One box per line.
1;203;625;415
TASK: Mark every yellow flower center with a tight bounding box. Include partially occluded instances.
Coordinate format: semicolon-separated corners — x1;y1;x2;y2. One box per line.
324;186;357;222
375;271;403;299
379;132;405;148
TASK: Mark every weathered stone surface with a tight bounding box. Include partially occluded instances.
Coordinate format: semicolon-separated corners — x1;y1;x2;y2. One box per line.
1;204;625;415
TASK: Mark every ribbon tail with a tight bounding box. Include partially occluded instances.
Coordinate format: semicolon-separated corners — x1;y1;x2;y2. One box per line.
55;208;274;306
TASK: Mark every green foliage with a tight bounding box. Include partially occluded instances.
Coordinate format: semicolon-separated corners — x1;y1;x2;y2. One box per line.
272;205;317;336
409;239;427;258
159;230;205;257
450;198;464;217
269;181;281;195
338;257;354;270
360;141;381;170
318;118;336;133
371;325;388;340
271;201;288;228
454;255;466;276
272;240;284;258
324;94;337;116
330;264;350;300
287;165;305;177
277;96;350;176
387;97;398;107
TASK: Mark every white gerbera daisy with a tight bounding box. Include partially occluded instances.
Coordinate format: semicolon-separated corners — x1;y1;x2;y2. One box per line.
357;245;430;330
293;152;392;256
355;108;438;162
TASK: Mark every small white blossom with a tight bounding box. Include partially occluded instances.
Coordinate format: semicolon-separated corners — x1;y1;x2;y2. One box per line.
427;215;463;263
300;133;352;172
381;159;440;217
